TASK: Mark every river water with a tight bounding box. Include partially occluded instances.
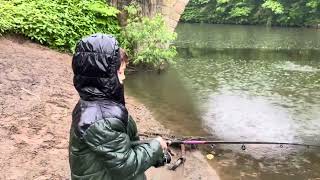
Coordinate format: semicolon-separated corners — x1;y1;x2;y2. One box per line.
126;23;320;180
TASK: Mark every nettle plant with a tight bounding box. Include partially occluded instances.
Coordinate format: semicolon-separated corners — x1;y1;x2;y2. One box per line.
120;3;177;70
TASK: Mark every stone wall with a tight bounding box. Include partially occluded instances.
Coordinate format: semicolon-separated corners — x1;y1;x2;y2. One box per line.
109;0;189;31
158;0;189;31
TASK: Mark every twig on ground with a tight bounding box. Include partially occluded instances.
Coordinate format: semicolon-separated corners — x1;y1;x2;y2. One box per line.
21;87;41;101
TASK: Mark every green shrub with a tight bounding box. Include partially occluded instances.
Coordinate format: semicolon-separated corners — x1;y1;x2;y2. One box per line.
0;0;120;51
262;0;284;15
120;4;177;70
0;2;15;35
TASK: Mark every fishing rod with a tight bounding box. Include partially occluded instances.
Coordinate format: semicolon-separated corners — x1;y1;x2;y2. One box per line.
139;132;320;149
169;140;320;150
139;132;320;171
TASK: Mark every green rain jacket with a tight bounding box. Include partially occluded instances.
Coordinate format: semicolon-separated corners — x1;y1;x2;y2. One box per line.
69;34;165;180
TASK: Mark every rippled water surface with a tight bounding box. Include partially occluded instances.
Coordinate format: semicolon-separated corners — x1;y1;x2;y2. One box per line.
126;24;320;180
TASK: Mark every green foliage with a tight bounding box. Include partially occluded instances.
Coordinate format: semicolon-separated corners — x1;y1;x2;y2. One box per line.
0;2;16;35
121;4;177;70
181;0;320;27
194;0;211;5
262;0;284;14
0;0;120;51
217;0;230;4
230;7;252;18
306;0;319;9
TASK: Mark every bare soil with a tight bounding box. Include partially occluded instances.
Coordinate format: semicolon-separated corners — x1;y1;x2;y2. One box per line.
0;36;219;180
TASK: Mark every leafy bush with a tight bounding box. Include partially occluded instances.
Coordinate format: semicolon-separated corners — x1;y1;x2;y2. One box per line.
0;2;15;35
230;7;252;18
262;0;284;15
0;0;120;51
120;4;177;70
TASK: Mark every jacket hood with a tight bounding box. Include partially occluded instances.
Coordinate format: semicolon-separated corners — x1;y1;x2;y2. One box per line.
72;34;125;105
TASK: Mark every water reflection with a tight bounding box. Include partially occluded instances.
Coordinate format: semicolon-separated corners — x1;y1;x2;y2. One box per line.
175;23;320;50
275;61;319;72
125;69;207;136
202;93;297;158
203;93;296;141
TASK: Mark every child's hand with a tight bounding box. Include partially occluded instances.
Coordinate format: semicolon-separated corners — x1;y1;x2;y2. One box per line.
155;136;168;150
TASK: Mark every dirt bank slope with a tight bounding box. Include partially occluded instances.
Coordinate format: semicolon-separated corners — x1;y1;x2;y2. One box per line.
0;36;219;180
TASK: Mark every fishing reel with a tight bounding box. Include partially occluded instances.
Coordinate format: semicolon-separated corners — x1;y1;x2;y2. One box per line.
154;150;172;168
164;150;172;164
166;144;186;171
